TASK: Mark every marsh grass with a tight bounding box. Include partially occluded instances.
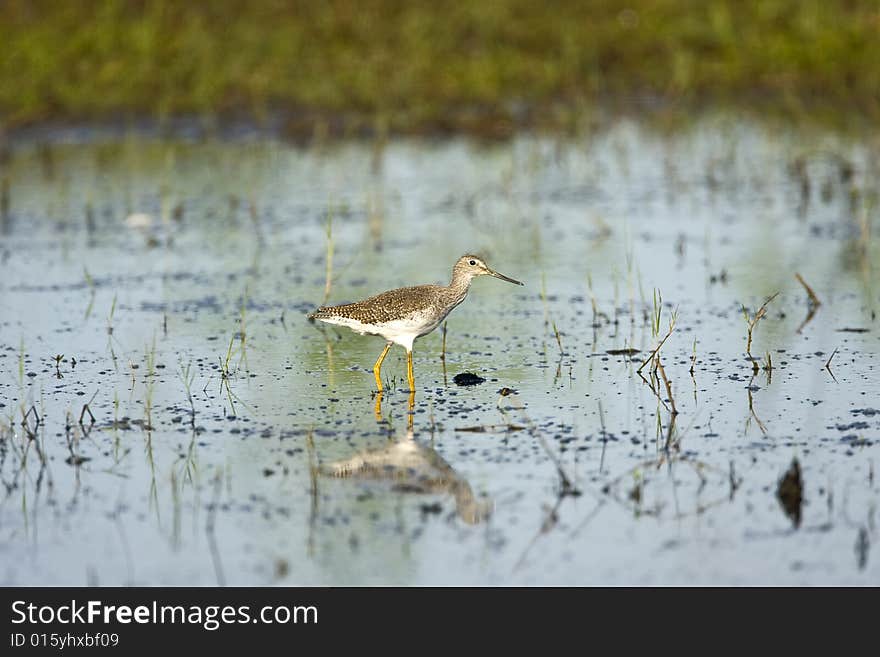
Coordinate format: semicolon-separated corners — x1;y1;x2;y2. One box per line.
179;359;196;427
742;292;779;372
650;288;663;339
206;468;226;586
746;379;768;435
322;211;334;306
143;337;156;430
510;390;583;572
78;399;96;429
111;390;124;462
540;272;564;357
306;428;319;558
601;454;735;521
795;273;821;308
237;285;250;372
106;294;119;369
4;3;879;134
633;290;680;426
0;176;9;222
248;197;264;246
825;347;840;382
551;321;563;355
83;268;96;320
655;357;677;416
215;334;253;418
218;336;238;415
62;411;86;467
637;291;677;377
586;273;601;327
17;337;24;388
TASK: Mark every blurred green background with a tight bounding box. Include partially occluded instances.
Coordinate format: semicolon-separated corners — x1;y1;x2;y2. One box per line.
1;0;878;134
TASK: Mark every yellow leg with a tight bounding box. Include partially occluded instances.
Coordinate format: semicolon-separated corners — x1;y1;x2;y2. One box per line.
373;342;392;392
374;392;384;422
406;349;415;393
407;391;415;431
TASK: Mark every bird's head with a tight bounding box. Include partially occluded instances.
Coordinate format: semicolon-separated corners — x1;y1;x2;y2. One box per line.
453;254;524;286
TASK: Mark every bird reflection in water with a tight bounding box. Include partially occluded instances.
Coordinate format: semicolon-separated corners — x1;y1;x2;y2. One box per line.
318;427;491;525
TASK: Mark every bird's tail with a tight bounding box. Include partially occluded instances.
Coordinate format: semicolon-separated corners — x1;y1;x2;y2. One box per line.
307;306;328;322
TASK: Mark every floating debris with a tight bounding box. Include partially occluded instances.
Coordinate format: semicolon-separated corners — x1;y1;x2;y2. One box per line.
453;372;485;386
777;458;803;529
855;527;870;571
455;424;526;433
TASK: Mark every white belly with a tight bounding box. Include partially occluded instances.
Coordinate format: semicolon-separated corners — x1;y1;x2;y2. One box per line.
317;309;444;351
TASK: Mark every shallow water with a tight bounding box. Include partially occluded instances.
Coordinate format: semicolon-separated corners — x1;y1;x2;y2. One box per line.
1;117;878;585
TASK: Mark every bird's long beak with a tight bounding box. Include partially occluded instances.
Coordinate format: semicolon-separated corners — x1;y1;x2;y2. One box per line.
488;268;524;286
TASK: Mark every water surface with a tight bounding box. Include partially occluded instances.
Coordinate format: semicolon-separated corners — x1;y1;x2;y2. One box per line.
1;117;878;584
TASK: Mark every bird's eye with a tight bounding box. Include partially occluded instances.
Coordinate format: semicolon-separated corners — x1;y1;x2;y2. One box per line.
469;260;476;266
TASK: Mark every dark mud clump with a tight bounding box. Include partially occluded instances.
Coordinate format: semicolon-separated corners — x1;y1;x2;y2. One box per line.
453;372;486;386
777;458;803;529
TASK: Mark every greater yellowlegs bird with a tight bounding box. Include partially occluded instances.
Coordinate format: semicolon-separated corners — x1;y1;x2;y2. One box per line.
308;254;523;392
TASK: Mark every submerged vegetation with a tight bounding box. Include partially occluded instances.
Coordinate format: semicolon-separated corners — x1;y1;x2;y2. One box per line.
1;0;880;133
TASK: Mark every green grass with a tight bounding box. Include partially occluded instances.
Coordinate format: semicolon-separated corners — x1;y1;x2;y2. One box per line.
1;0;879;134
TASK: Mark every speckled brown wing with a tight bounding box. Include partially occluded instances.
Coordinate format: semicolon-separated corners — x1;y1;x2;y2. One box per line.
310;285;446;324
